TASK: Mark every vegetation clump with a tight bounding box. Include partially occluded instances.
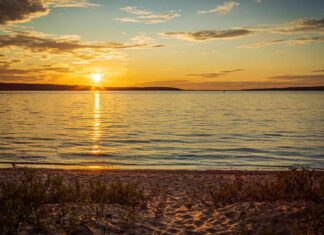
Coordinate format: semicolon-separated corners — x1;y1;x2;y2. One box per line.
0;168;165;234
188;168;324;235
190;168;323;208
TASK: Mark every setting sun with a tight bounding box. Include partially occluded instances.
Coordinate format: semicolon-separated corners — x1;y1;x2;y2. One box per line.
91;73;102;83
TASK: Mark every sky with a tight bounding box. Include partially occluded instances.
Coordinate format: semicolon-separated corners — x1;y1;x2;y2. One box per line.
0;0;323;90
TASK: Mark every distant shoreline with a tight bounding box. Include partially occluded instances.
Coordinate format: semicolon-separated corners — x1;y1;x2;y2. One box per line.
1;162;323;172
0;82;323;91
0;83;181;91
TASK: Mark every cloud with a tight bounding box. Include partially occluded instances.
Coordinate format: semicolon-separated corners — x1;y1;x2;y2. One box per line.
313;69;324;73
269;74;324;82
46;0;98;8
10;59;21;64
187;69;244;78
161;29;252;41
221;69;245;73
117;6;180;24
120;6;152;15
240;39;286;48
0;66;72;82
0;61;9;68
275;18;324;34
240;36;324;48
0;0;48;25
247;18;324;35
131;34;157;45
187;73;224;78
238;18;324;48
161;17;323;43
287;36;324;45
198;1;239;15
0;67;69;75
0;31;163;55
0;0;97;25
0;30;164;82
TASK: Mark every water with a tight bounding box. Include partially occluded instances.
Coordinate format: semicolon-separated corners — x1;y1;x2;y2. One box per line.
0;91;323;170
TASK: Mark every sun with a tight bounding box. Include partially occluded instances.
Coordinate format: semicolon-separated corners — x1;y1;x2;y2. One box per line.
91;73;102;83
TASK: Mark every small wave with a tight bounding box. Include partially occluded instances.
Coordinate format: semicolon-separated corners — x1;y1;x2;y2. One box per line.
263;133;284;137
30;137;55;141
63;152;115;158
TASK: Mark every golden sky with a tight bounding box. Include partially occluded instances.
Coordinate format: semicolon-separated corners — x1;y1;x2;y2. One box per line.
0;0;323;90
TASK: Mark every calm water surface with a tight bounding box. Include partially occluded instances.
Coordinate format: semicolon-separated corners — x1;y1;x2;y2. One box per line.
0;91;323;170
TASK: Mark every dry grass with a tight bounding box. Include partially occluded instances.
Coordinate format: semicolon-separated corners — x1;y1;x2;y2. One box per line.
187;168;323;235
240;203;324;235
0;168;165;234
189;168;323;208
1;167;323;234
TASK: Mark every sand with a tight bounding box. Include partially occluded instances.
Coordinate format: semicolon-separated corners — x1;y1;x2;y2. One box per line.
0;168;322;234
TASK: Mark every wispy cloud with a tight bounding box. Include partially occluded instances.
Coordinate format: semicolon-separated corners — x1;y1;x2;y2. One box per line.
240;39;285;48
274;18;324;34
187;73;224;78
221;69;245;73
161;17;324;44
312;69;324;73
197;1;240;15
161;29;252;41
131;34;157;45
46;0;98;8
117;6;180;24
0;31;163;54
0;66;73;82
240;36;324;48
119;6;152;15
238;18;324;48
0;30;163;72
269;74;324;81
247;18;324;35
187;69;244;78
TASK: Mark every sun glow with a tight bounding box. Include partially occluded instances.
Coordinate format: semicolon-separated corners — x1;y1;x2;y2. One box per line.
91;73;102;83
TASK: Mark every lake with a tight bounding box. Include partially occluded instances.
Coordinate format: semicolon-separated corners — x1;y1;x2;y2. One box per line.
0;91;323;170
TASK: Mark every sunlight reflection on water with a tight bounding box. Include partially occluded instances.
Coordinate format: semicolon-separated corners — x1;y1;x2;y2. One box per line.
92;92;101;155
0;91;323;170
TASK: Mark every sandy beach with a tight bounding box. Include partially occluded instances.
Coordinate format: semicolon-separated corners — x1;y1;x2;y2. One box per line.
0;168;323;235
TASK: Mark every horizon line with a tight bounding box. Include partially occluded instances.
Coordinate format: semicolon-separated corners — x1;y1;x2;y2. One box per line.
0;82;324;91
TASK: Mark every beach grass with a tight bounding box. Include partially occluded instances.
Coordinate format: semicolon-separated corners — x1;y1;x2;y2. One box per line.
189;168;324;208
0;167;323;234
0;168;167;234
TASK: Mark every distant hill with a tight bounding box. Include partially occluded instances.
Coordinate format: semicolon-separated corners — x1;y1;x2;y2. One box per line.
0;83;323;91
0;83;182;91
242;86;324;91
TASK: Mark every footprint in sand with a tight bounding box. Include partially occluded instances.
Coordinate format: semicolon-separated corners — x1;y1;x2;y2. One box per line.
193;220;204;227
181;214;193;220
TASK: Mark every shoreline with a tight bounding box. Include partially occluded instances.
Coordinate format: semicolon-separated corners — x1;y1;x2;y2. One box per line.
0;167;291;175
1;162;323;172
1;166;324;177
